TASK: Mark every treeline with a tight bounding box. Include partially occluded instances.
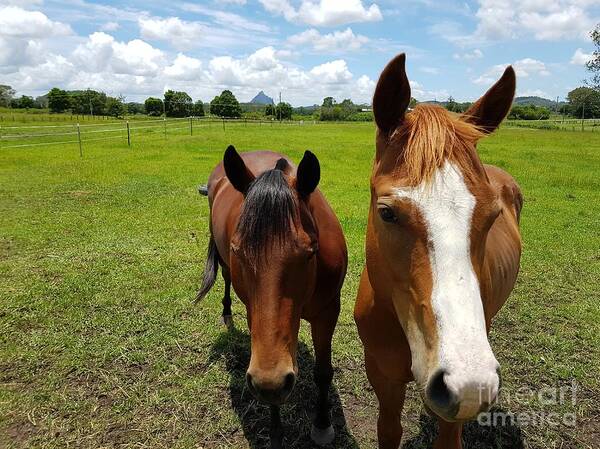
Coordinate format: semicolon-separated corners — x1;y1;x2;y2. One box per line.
45;88;129;117
560;87;600;119
4;83;599;122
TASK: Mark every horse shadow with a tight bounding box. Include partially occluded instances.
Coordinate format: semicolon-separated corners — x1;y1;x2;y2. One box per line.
402;409;524;449
208;326;360;449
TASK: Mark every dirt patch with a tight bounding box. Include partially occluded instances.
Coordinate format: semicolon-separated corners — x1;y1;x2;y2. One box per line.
0;418;38;448
340;391;377;446
575;415;600;449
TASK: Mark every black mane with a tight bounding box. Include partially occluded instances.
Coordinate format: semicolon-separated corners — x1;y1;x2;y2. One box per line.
237;166;297;263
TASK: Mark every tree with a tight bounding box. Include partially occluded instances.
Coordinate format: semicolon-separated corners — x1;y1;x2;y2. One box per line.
445;96;458;112
35;95;48;108
47;88;71;113
192;100;205;117
508;104;551;120
586;24;600;90
145;97;164;116
275;102;292;120
567;86;600;118
126;102;144;115
322;97;335;108
164;90;193;117
70;90;107;115
210;90;242;118
0;85;16;107
11;95;35;109
409;97;418;109
319;106;344;121
105;96;126;118
265;103;276;116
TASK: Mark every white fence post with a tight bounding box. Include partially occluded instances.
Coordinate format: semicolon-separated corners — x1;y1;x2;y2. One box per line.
77;123;82;157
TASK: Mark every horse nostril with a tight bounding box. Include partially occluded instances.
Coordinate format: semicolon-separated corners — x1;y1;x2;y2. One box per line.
426;369;458;414
283;372;296;393
246;372;255;391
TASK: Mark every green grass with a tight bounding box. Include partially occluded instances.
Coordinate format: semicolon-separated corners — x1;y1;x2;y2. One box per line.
1;123;598;448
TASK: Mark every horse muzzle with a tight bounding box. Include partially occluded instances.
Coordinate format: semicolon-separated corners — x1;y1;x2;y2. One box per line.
246;369;296;405
424;366;500;421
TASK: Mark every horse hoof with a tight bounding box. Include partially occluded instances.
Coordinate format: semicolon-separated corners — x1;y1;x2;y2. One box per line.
311;424;335;446
221;315;234;329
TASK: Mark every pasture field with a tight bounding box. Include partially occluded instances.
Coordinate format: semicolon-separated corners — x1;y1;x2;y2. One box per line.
0;122;599;449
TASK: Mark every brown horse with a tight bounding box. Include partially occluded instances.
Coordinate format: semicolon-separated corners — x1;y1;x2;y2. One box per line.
354;54;523;449
197;146;347;448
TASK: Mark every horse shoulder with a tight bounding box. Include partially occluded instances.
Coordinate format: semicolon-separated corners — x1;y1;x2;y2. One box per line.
354;265;413;382
310;191;348;278
302;191;347;320
481;164;523;320
210;182;243;270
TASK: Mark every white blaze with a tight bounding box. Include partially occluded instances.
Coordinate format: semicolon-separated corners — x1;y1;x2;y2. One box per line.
394;161;499;418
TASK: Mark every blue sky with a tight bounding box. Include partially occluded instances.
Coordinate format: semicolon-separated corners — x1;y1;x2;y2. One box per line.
1;0;598;105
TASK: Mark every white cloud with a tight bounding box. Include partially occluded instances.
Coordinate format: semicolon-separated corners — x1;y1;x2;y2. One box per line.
100;21;120;32
0;6;73;72
0;6;72;38
473;0;597;42
138;15;270;50
73;32;166;77
453;49;483;60
164;53;203;80
570;48;593;65
221;0;247;4
288;27;368;52
409;80;449;101
472;58;550;85
139;17;204;49
180;4;271;33
259;0;382;26
432;1;598;45
198;47;373;104
513;58;551;77
355;74;375;98
310;60;352;84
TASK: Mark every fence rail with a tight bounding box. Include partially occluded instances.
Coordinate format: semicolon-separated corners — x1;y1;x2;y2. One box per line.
2;116;598;153
505;118;600;131
0;117;316;153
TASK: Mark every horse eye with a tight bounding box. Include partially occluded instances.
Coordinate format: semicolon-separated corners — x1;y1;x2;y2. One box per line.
378;205;397;223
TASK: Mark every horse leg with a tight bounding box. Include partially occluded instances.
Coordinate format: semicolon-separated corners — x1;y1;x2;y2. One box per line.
220;265;233;329
434;418;462;449
309;301;339;446
365;352;406;449
269;405;284;449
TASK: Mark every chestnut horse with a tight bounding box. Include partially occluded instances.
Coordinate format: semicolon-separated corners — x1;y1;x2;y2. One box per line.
354;54;523;449
197;146;347;448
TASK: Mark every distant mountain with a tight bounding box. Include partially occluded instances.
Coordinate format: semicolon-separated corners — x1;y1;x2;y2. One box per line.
513;96;564;108
250;91;274;105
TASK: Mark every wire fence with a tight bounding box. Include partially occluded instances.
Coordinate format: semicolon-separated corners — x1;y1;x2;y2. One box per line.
0;116;318;154
2;115;598;154
504;118;600;131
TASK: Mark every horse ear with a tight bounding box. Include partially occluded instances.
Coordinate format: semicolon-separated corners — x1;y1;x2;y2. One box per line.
223;145;255;194
462;66;516;134
296;150;320;197
373;53;411;135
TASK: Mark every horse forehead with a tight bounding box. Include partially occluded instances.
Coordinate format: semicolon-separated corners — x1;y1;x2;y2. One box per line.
393;162;476;228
